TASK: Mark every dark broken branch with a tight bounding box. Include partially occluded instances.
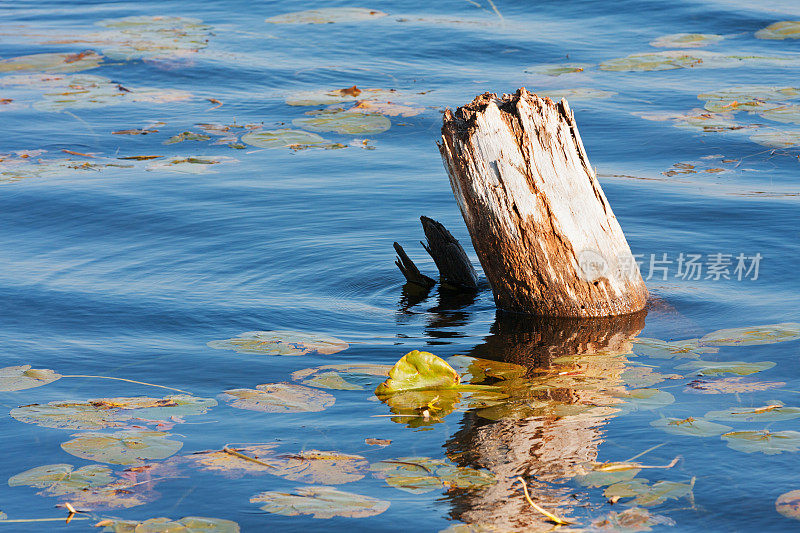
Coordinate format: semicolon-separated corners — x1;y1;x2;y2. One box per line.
420;216;479;291
394;241;436;289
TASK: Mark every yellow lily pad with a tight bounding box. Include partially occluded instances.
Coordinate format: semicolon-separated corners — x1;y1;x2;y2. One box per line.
251;486;389;519
776;490;800;520
291;363;392;391
755;21;800;40
604;478;694;507
700;323;800;346
61;430;183;465
8;463;113;496
0;51;103;73
266;8;388;24
207;330;348;356
650;33;723;48
706;403;800;422
375;350;463;395
722;430;800;454
650;417;731;436
0;365;61;391
97;516;240;532
293;109;391;134
676;360;776;376
220;383;335;413
241;129;326;149
370;457;496;494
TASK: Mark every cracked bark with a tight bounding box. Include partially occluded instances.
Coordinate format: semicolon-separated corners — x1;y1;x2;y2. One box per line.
439;88;648;317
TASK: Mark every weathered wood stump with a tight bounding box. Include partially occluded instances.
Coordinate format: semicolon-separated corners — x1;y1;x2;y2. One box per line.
439;88;648;317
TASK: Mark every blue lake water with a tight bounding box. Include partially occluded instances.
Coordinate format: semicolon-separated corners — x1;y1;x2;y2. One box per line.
1;0;799;531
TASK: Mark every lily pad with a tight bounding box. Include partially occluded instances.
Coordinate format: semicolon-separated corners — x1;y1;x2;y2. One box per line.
0;365;61;391
685;377;786;394
675;360;776;376
535;88;616;100
722;430;800;454
0;51;103;73
185;444;278;478
370;457;496;493
241;129;326;149
591;507;675;532
699;323;800;346
220;383;335;413
632;338;715;359
650;33;723;48
448;355;527;384
97;516;240;532
650;417;732;437
524;63;593;76
266;8;388;24
207;330;348;356
381;389;462;427
61;430;183;465
755;21;800;40
164;131;211;144
705;403;800;422
285;87;397;107
604;478;694;507
95;16;213;61
8;463;113;495
251;486;389;519
599;50;800;72
67;479;157;510
349;100;423;117
574;463;642;488
750;129;800;147
621;367;679;388
146;156;236;174
614;389;675;413
776;490;800;520
291;363;392;391
375;350;461;395
293;110;391;134
698;86;800;114
263;449;368;484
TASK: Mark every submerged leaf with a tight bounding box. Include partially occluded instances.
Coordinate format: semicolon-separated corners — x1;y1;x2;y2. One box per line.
574;463;642;488
604;478;694;507
722;430;800;454
614;389;675;413
699;323;800;346
706;404;800;422
650;33;723;48
97;516;240;532
207;330;348;356
650;417;731;437
293;110;391;134
776;490;800;520
0;51;103;73
251;486;389;519
94;15;213;61
266;8;388;24
291;363;392;391
241;129;326;149
524;63;593;76
685;377;786;394
8;463;113;496
0;365;61;391
285;87;397;107
591;507;675;532
600;50;800;72
164;131;211;144
750;129;800;148
61;430;183;465
755;21;800;40
370;457;496;493
675;360;776;376
621;367;679;388
220;383;335;413
631;338;715;359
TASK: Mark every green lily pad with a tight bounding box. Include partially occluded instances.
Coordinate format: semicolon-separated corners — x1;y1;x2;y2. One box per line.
291;364;392;391
241;129;326;149
604;478;694;507
631;338;715;359
650;417;732;437
614;389;675;413
251;486;389;519
750;129;800;147
650;33;723;48
756;21;800;40
11;395;216;430
293;110;391;134
95;16;213;61
0;51;103;73
0;365;61;391
266;8;388;24
574;463;642;488
776;490;800;520
685;377;786;394
375;350;461;395
535;88;616;100
220;383;335;413
524;63;593;76
591;507;676;531
97;516;240;532
759;105;800;124
61;430;183;465
698;86;800;114
600;50;800;72
370;457;496;493
675;360;776;376
164;131;211;144
8;463;113;495
264;449;368;484
207;330;348;356
722;430;800;454
706;403;800;422
700;323;800;346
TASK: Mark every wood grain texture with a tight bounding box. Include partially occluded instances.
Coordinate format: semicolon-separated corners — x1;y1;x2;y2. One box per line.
439;88;648;317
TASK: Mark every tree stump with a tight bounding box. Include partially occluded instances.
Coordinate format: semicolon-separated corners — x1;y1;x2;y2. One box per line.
438;88;648;317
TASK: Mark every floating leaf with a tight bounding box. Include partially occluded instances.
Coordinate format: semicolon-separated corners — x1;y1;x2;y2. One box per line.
575;464;642;488
535;88;616;100
164;131;211;144
97;516;240;532
698;86;800;114
700;323;800;346
631;338;715;359
722;430;800;454
370;457;495;494
264;450;368;484
776;490;800;520
266;8;388;24
365;438;391;446
621;367;680;388
0;51;102;74
604;478;694;507
94;16;213;61
68;479;157;510
706;403;800;422
251;486;389;519
381;389;462;427
0;365;61;391
650;33;723;48
524;63;593;76
207;330;348;356
350;100;423;117
61;430;183;465
375;350;462;395
600;50;800;72
285;87;397;107
614;389;675;413
650;417;731;437
291;364;391;391
448;355;527;384
8;463;113;496
591;507;676;531
750;129;800;147
293;110;391;134
675;360;776;376
685;377;786;394
186;444;278;478
240;129;326;149
146;156;236;174
755;21;800;40
220;383;334;413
